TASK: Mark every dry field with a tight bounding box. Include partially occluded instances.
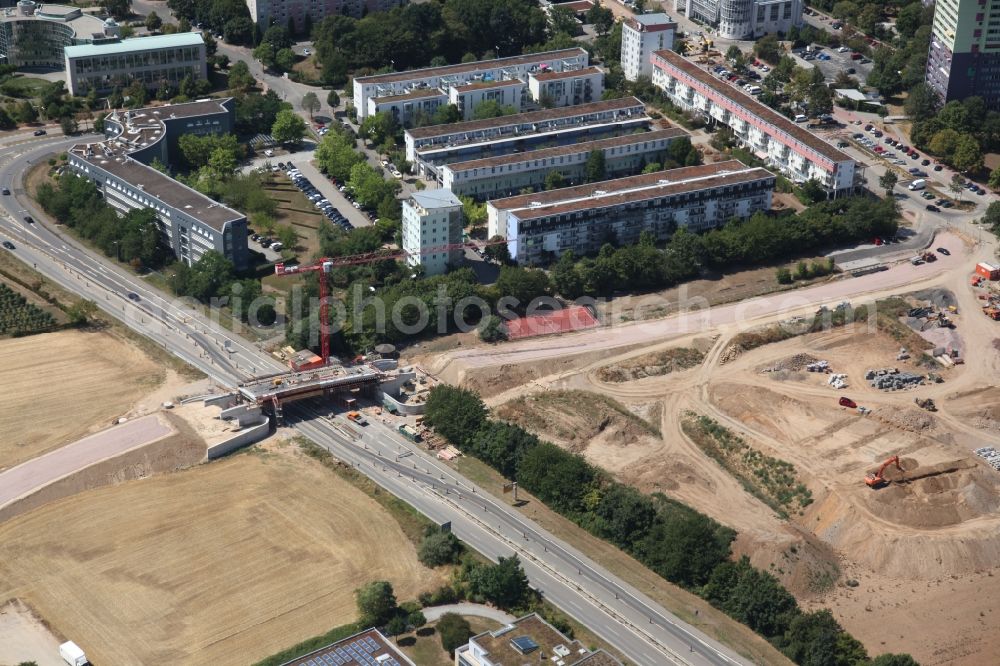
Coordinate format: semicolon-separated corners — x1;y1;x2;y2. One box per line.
0;329;164;471
0;443;444;666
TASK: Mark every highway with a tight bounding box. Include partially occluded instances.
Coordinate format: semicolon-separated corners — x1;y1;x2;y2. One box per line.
0;136;752;666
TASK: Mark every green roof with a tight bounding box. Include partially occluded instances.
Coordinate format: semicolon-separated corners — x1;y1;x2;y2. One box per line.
64;32;204;59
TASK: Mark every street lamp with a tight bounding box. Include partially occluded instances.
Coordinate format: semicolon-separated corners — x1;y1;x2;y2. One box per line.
112;240;121;262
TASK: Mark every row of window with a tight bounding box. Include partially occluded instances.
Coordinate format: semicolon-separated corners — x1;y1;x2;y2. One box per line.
72;47;202;73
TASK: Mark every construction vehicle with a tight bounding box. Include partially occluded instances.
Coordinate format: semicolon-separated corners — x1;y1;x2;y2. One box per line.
984;305;1000;321
914;397;937;412
398;424;422;442
865;455;903;489
346;411;367;425
839;396;857;408
922;251;937;263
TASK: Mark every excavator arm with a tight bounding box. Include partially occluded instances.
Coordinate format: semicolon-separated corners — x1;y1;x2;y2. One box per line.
865;455;902;488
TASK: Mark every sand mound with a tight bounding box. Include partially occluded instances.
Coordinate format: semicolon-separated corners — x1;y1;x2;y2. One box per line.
596;347;704;383
758;353;820;373
870;407;937;433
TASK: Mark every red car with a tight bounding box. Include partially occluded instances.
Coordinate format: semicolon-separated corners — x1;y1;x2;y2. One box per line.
839;397;857;408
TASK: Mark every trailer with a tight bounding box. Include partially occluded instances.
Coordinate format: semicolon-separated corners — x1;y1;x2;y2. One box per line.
398;424;422;442
976;262;1000;280
59;641;88;666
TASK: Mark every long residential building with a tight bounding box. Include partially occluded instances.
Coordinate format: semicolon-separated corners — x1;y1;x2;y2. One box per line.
353;48;590;121
487;160;775;265
67;99;249;270
650;48;857;196
245;0;404;34
64;32;206;96
926;0;1000;104
441;127;689;199
405;96;649;175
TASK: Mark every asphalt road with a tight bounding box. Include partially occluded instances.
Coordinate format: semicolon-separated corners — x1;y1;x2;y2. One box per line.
0;137;751;666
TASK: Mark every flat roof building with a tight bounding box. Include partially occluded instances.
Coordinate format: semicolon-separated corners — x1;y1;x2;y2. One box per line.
246;0;403;34
450;79;526;121
441;126;689;199
402;188;464;276
368;89;450;128
673;0;802;40
621;13;676;81
278;627;415;666
353;48;589;121
0;2;115;69
650;48;857;196
926;0;1000;104
527;65;604;109
67;98;249;270
456;613;622;666
405;97;649;175
64;32;206;95
487;160;775;265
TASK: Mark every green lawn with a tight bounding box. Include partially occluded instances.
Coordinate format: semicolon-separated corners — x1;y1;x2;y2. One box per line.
0;75;50;99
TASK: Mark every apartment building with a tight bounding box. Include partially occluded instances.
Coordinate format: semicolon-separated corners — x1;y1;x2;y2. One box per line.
450;79;526;120
621;13;676;81
404;96;649;175
527;65;604;107
456;614;622;666
441;127;689;199
0;2;115;69
367;89;449;127
673;0;801;39
353;48;589;120
650;48;857;196
64;32;206;95
66;99;248;270
926;0;1000;104
245;0;403;34
487;160;775;265
401;189;464;276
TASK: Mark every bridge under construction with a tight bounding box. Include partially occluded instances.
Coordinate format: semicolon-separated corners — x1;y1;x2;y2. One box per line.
238;364;385;422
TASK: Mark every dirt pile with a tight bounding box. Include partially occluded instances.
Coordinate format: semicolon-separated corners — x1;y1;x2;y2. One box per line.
596;347;704;382
870;407;937;432
759;353;820;373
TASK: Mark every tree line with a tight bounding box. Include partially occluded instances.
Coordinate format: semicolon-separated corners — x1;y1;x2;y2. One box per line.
421;385;919;666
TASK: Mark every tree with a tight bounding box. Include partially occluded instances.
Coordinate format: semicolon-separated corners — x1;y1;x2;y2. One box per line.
928;128;961;160
101;0;131;20
276;48;297;72
360;111;398;146
424;385;487;448
348;162;399;209
870;655;920;666
0;106;14;130
952;134;983;173
316;131;364;181
496;266;550;308
301;92;321;119
145;11;162;31
950;173;965;201
471;99;517;120
878;171;897;197
467;555;532;609
483;236;511;264
67;299;98;325
355;581;397;625
407;610;427;631
224;16;254;44
754;35;781;65
228;60;255;93
418;529;462;567
904;83;939;122
478;315;507;342
980;201;1000;235
586;4;614;34
13;100;37;124
385;615;408;642
271;109;306;144
989;167;1000;192
725;45;745;69
437;613;472;656
327;89;340;108
253;42;277;69
585;149;606;183
544;170;565;190
549;5;580;36
59;115;78;135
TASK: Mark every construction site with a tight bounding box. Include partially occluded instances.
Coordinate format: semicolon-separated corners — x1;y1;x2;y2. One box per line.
416;233;1000;664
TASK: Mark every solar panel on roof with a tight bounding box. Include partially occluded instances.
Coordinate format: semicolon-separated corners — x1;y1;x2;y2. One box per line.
511;636;540;653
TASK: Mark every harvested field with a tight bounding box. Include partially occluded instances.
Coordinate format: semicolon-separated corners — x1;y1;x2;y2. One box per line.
0;329;164;471
596;346;704;382
0;444;443;666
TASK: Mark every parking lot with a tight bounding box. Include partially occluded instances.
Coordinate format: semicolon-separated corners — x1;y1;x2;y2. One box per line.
790;45;874;85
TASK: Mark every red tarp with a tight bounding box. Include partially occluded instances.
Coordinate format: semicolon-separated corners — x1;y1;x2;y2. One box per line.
505;306;599;340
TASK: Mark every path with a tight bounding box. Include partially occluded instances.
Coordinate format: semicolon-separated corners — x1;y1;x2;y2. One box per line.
0;414;174;510
422;603;516;625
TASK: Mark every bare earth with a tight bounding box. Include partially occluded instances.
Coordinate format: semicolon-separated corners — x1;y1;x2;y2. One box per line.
423;232;1000;664
0;444;444;666
0;599;64;666
0;329;165;471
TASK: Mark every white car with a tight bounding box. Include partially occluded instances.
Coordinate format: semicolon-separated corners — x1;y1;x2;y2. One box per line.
264;149;274;157
391;169;402;179
837;46;850;53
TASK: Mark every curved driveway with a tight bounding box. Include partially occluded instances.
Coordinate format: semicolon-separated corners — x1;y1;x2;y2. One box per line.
422;603;516;625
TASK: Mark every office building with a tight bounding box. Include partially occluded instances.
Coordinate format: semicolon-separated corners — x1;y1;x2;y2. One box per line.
404;97;649;176
0;2;115;69
926;0;1000;104
353;48;589;121
278;627;415;666
455;613;622;666
441;127;689;199
527;65;604;107
67;98;249;270
402;188;464;276
245;0;404;34
64;32;206;96
621;13;676;81
674;0;801;39
487;160;775;265
650;48;857;196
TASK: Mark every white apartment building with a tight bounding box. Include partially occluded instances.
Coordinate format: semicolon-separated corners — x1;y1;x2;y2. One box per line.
245;0;402;33
674;0;802;40
487;160;775;265
449;79;526;120
527;66;604;107
367;89;449;127
441;127;688;199
621;13;677;81
64;32;206;95
353;48;589;120
401;189;464;276
650;48;857;195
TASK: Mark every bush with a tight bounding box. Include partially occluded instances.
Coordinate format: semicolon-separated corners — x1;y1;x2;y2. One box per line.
418;529;463;567
436;613;472;656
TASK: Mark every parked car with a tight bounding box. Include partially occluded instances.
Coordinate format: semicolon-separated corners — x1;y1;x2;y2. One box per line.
926;204;940;212
941;200;954;208
837;46;850;53
1;188;9;195
2;241;14;250
33;129;46;136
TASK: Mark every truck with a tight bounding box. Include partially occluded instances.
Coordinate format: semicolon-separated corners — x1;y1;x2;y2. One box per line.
346;411;367;426
60;641;89;666
398;424;422;442
976;262;1000;280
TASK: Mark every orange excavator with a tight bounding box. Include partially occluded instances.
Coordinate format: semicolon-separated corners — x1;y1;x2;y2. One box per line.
865;455;903;489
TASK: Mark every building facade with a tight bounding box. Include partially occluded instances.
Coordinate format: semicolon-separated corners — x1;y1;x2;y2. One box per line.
67;98;249;270
450;79;526;120
650;48;857;196
441;127;689;199
926;0;1000;104
456;614;622;666
64;32;206;96
527;66;604;107
353;48;589;120
402;189;464;276
367;89;449;127
487;160;775;265
0;2;115;69
245;0;404;34
621;13;676;81
404;97;649;175
674;0;801;39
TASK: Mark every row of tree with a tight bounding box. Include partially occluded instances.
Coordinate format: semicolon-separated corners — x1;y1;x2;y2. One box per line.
421;385;919;665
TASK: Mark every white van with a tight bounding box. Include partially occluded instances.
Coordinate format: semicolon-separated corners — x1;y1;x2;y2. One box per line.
794;114;808;123
908;179;926;191
748;86;762;95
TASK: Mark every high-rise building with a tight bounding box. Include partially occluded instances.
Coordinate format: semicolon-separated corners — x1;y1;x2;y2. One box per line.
245;0;403;34
926;0;1000;104
621;13;676;81
401;189;463;276
673;0;801;40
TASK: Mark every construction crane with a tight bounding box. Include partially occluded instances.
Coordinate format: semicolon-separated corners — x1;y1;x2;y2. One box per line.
865;455;903;489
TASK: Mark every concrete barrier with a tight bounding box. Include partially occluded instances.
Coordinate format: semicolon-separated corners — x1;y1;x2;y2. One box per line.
206;416;271;459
